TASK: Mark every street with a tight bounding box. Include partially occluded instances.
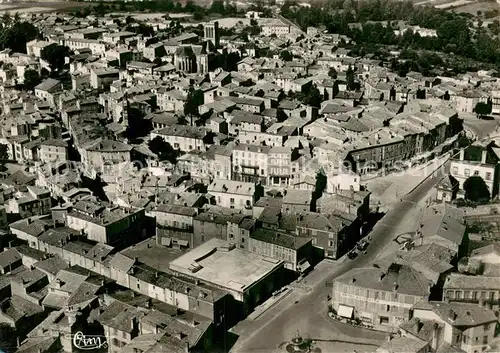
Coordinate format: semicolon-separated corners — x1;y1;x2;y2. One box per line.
230;169;444;353
461;113;498;140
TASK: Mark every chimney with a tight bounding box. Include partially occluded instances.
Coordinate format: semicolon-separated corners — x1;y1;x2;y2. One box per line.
350;277;356;284
448;309;457;321
430;322;439;350
379;273;385;281
185;342;190;353
481;149;487;164
459;148;465;161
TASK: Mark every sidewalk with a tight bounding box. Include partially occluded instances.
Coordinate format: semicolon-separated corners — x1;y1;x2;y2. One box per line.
246;287;293;321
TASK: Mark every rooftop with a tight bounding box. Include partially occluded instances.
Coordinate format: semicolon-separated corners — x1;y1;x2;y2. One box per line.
413;301;498;327
251;228;311;250
419;204;465;249
444;273;500;290
169;238;283;294
208;179;255;196
335;264;432;297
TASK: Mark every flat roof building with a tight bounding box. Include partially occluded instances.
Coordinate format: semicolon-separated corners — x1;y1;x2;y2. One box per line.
169;238;285;316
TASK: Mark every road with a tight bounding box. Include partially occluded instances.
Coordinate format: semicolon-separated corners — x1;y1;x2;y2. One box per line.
461;113;498;140
230;168;445;353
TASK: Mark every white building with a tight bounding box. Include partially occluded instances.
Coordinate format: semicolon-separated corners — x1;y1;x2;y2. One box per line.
39;139;68;163
150;125;208;152
232;144;270;185
260;19;291;37
208;179;257;214
450;146;500;199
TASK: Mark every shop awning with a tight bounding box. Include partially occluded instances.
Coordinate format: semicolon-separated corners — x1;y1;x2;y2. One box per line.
338;304;354;319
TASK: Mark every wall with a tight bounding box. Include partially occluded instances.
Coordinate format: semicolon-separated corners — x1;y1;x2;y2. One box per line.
333;281;425;331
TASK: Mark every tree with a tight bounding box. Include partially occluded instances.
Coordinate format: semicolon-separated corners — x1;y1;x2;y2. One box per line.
23;69;41;91
300;84;322;107
210;0;226;14
311;170;327;211
474;101;492;119
279;50;293;61
463;176;490;202
183;87;203;119
328;67;337;79
456;135;470;149
0;323;16;353
0;21;39;53
346;65;355;91
0;143;8;161
41;44;72;72
193;10;204;20
148;136;179;164
1;13;12;27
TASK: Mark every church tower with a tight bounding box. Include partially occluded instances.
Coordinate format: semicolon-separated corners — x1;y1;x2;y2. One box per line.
204;21;220;48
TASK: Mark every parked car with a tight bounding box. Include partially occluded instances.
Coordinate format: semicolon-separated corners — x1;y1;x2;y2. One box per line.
348;251;358;260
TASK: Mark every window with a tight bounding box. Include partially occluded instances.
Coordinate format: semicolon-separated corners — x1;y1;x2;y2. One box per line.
474;170;480;176
241;238;245;243
485;323;491;331
379;316;389;325
486;172;492;180
386;305;390;312
137;283;140;290
483;336;488;344
465;169;470;177
112;338;122;347
230;198;235;203
456;290;462;299
473;291;478;300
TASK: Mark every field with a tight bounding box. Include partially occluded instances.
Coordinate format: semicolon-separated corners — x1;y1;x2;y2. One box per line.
0;1;89;13
447;0;500;14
